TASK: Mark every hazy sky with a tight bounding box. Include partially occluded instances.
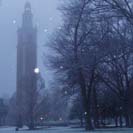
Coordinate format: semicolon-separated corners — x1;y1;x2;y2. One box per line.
0;0;61;98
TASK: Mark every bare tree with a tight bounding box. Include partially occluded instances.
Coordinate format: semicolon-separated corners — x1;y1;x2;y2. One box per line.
47;0;133;130
48;0;109;130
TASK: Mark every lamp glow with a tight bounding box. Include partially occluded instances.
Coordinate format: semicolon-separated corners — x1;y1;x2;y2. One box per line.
34;68;40;74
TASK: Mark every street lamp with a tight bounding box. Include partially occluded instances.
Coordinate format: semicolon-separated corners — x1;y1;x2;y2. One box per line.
34;68;40;74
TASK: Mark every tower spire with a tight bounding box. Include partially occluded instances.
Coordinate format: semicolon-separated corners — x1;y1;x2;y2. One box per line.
23;2;33;28
25;1;31;11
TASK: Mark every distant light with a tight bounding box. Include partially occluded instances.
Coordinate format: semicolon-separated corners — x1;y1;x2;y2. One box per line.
59;117;62;121
34;68;40;74
84;112;87;115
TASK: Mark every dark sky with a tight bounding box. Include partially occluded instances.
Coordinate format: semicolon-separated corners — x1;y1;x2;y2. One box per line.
0;0;61;98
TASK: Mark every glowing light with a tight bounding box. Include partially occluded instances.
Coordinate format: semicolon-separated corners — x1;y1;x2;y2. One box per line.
59;117;62;121
84;112;87;115
34;68;40;74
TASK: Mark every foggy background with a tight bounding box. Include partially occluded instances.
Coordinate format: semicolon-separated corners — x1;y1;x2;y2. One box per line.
0;0;61;98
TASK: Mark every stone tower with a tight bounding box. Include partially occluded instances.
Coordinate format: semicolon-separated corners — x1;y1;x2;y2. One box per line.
16;2;37;128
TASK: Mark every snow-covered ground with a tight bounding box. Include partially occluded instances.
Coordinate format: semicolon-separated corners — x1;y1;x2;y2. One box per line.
0;127;133;133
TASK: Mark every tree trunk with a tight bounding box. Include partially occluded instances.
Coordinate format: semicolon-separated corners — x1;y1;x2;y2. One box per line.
80;114;83;127
119;115;123;128
115;116;118;127
124;113;130;127
123;99;130;127
16;114;23;128
129;115;133;127
92;87;99;128
79;70;93;130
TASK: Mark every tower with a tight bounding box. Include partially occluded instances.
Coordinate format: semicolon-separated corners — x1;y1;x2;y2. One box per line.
16;2;37;128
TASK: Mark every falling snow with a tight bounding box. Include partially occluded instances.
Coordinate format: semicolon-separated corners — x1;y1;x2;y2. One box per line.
44;29;48;33
60;66;63;69
0;127;133;133
12;20;16;24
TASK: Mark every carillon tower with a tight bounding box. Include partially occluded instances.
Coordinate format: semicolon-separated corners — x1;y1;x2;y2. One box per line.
16;2;37;128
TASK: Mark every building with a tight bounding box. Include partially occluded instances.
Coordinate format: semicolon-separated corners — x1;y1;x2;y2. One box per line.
16;2;37;128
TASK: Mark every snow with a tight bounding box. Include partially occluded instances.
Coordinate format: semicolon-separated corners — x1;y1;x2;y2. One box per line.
0;127;133;133
0;127;84;133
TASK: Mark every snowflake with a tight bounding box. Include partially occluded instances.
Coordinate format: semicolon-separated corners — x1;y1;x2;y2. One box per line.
49;17;53;21
44;29;48;33
40;117;44;120
36;22;40;27
13;20;16;24
60;66;64;69
82;49;85;52
58;26;62;30
64;91;68;95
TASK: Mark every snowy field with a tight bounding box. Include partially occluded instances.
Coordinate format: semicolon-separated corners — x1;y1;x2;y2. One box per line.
0;127;133;133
